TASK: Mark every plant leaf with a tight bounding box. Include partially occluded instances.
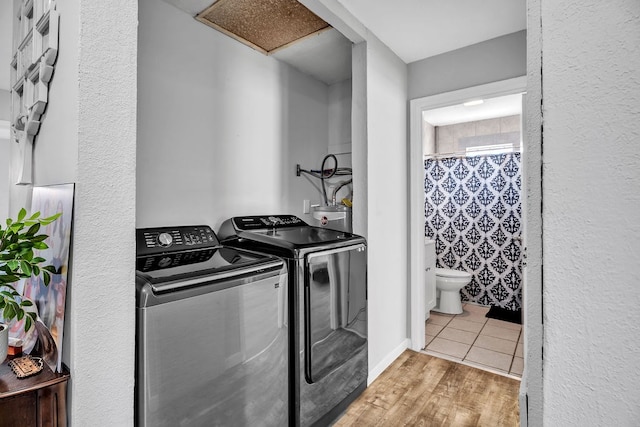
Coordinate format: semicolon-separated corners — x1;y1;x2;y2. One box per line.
17;208;26;222
20;261;32;276
24;315;32;332
42;212;62;222
3;303;15;320
26;223;41;236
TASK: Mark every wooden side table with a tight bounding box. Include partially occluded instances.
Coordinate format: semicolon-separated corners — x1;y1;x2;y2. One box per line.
0;359;70;427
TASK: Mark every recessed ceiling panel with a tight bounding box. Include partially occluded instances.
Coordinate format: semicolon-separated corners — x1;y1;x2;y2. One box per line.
197;0;331;54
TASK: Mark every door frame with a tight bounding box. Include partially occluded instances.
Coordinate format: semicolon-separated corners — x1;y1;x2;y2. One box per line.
407;76;527;351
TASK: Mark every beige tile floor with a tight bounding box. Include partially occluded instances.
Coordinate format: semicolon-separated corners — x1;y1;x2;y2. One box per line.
422;303;523;378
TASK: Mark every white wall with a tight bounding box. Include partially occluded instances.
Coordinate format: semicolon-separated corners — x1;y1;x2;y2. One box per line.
0;128;8;218
365;32;409;378
0;0;11;94
326;79;353;205
137;0;330;230
0;90;9;119
328;79;352;151
26;2;79;192
351;42;367;238
422;120;435;155
535;0;640;424
407;30;526;100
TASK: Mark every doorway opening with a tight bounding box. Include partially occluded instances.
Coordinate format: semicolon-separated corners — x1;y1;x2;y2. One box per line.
408;77;527;362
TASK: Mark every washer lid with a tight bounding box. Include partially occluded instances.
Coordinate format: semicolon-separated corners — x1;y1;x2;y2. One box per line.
435;268;471;278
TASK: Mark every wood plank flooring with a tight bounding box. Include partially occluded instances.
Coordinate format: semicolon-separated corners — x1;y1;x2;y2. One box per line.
334;350;520;427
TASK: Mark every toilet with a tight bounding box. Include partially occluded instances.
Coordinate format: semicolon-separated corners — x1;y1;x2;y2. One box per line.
433;268;472;314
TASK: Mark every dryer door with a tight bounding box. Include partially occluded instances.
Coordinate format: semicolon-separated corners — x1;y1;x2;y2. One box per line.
303;244;367;383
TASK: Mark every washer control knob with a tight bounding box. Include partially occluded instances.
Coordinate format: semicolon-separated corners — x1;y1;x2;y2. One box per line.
157;232;173;247
158;256;172;268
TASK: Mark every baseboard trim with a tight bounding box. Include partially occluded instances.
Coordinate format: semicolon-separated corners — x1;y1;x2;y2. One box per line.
367;338;410;385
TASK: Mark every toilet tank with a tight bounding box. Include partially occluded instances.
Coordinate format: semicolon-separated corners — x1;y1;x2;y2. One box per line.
425;239;437;316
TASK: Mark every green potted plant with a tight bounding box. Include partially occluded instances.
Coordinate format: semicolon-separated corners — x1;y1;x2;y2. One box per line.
0;208;61;362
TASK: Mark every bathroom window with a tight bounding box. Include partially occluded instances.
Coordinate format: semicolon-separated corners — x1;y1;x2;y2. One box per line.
462;130;521;156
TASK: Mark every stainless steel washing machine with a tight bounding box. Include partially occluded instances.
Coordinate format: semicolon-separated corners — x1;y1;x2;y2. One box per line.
135;225;288;427
218;215;367;427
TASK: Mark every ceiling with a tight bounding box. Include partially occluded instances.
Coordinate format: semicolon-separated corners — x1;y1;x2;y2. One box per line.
337;0;526;64
423;93;522;127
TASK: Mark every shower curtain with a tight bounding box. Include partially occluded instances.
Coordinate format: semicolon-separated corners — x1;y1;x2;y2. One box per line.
424;153;522;311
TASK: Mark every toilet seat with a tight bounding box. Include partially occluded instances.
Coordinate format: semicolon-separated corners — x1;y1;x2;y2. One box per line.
435;268;471;279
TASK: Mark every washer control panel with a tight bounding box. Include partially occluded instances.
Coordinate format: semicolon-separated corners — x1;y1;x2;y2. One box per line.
136;248;216;272
136;225;220;256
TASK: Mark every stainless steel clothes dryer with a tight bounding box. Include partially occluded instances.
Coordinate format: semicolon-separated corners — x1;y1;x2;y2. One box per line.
135;225;288;427
218;215;367;427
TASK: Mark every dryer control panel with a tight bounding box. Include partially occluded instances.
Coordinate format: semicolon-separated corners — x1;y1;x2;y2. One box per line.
136;225;220;256
231;215;307;230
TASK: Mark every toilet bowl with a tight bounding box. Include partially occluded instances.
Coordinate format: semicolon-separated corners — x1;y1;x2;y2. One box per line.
433;268;472;314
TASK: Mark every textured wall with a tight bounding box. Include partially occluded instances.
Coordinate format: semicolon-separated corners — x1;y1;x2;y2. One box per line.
70;0;137;425
541;0;640;424
521;0;544;420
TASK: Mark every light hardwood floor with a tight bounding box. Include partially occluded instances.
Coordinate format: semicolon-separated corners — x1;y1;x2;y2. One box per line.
334;350;520;427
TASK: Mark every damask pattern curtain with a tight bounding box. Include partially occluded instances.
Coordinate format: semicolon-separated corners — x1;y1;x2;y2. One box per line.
424;153;522;310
